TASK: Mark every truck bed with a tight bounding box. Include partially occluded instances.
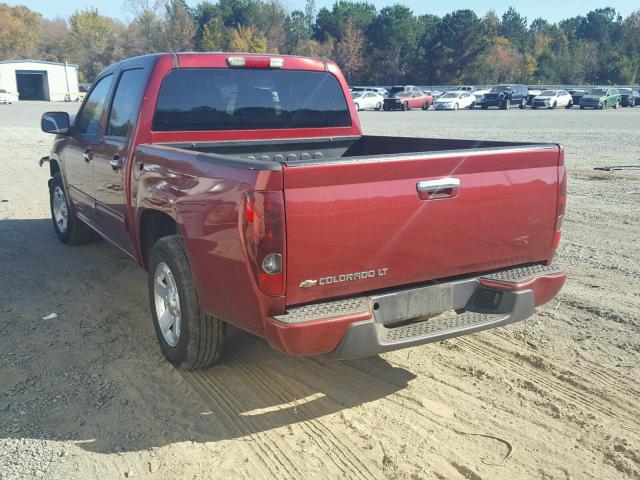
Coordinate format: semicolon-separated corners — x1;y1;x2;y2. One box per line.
159;135;552;166
140;135;563;307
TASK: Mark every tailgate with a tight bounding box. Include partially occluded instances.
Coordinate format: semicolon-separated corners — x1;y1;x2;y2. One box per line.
283;145;561;306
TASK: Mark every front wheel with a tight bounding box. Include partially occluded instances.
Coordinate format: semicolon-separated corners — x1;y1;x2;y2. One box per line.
375;102;382;110
565;101;573;109
49;173;99;245
503;99;511;110
149;235;226;370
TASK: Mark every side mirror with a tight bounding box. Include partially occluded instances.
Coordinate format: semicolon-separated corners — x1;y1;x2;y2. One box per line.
41;112;71;134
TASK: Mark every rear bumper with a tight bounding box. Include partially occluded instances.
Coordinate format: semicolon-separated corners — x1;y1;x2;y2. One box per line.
265;264;565;359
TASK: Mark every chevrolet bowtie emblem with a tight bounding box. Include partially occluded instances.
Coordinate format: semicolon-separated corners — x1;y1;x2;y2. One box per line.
299;279;318;289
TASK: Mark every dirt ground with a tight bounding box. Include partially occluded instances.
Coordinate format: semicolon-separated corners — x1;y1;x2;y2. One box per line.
0;102;638;480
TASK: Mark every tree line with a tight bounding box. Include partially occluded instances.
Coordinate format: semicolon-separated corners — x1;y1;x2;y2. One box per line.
1;1;639;85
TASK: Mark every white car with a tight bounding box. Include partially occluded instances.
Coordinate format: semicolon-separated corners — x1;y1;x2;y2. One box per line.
352;90;385;111
471;88;491;103
0;89;18;104
531;90;573;109
434;91;476;110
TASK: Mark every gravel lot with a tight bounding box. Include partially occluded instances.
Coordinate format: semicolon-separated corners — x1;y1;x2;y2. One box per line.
1;102;639;480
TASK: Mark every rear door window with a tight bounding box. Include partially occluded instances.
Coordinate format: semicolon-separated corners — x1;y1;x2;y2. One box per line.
153;69;351;131
107;68;146;139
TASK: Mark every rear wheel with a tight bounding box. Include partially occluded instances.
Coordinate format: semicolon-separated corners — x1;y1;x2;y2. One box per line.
149;235;226;370
49;173;99;245
375;102;382;110
503;98;511;110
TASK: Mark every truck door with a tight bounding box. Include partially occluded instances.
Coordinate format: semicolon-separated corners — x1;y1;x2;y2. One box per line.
63;74;114;223
92;68;146;255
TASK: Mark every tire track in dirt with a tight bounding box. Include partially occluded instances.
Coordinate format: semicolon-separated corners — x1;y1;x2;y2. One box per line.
184;371;303;479
227;353;380;480
453;336;638;425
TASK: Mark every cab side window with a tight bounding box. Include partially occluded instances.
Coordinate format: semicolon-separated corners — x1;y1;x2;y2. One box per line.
75;75;114;136
107;69;146;139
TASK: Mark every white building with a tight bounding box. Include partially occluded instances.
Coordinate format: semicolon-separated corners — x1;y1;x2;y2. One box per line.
0;60;80;102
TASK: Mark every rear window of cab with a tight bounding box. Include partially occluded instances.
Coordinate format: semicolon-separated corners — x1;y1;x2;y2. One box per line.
153;69;352;131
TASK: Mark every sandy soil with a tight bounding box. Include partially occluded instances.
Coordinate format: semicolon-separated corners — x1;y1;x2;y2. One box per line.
0;102;639;480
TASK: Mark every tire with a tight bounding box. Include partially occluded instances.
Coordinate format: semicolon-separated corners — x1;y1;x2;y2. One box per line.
552;101;557;109
601;102;606;110
469;102;475;109
49;173;99;245
519;98;526;109
403;102;409;111
354;103;360;111
502;98;511;110
453;103;459;111
375;102;382;110
422;101;430;110
148;235;226;370
613;100;619;109
566;101;573;109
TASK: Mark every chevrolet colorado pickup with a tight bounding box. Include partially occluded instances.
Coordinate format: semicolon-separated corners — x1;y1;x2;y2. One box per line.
40;53;566;370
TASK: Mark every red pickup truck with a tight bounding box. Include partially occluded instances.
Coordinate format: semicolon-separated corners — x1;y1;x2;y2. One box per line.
40;53;566;370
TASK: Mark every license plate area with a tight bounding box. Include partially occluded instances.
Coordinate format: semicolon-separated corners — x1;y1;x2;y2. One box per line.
370;279;478;326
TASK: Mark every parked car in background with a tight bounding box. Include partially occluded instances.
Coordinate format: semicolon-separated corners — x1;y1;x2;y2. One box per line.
471;88;491;103
0;89;19;104
531;90;573;109
580;88;621;109
527;88;542;105
387;85;418;97
479;85;528;110
434;91;476;110
619;88;639;107
568;89;586;107
383;90;432;110
419;88;444;99
352;90;384;111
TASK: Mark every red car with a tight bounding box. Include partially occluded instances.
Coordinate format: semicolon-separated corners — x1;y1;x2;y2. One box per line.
39;53;566;370
383;91;433;110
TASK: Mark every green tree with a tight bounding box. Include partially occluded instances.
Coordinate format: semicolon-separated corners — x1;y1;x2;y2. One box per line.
314;1;376;42
160;0;194;52
500;7;528;50
69;8;118;81
425;9;489;83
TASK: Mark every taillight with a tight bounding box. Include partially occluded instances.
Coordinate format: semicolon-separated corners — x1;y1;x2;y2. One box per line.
551;156;567;253
241;191;285;296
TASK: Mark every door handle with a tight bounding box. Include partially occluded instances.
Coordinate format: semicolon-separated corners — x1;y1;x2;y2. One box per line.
417;178;460;200
110;155;125;171
83;148;93;162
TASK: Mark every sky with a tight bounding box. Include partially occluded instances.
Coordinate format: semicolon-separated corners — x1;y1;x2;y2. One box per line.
5;0;639;24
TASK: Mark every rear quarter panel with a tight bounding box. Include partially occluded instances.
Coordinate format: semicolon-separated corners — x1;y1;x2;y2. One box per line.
132;144;284;335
